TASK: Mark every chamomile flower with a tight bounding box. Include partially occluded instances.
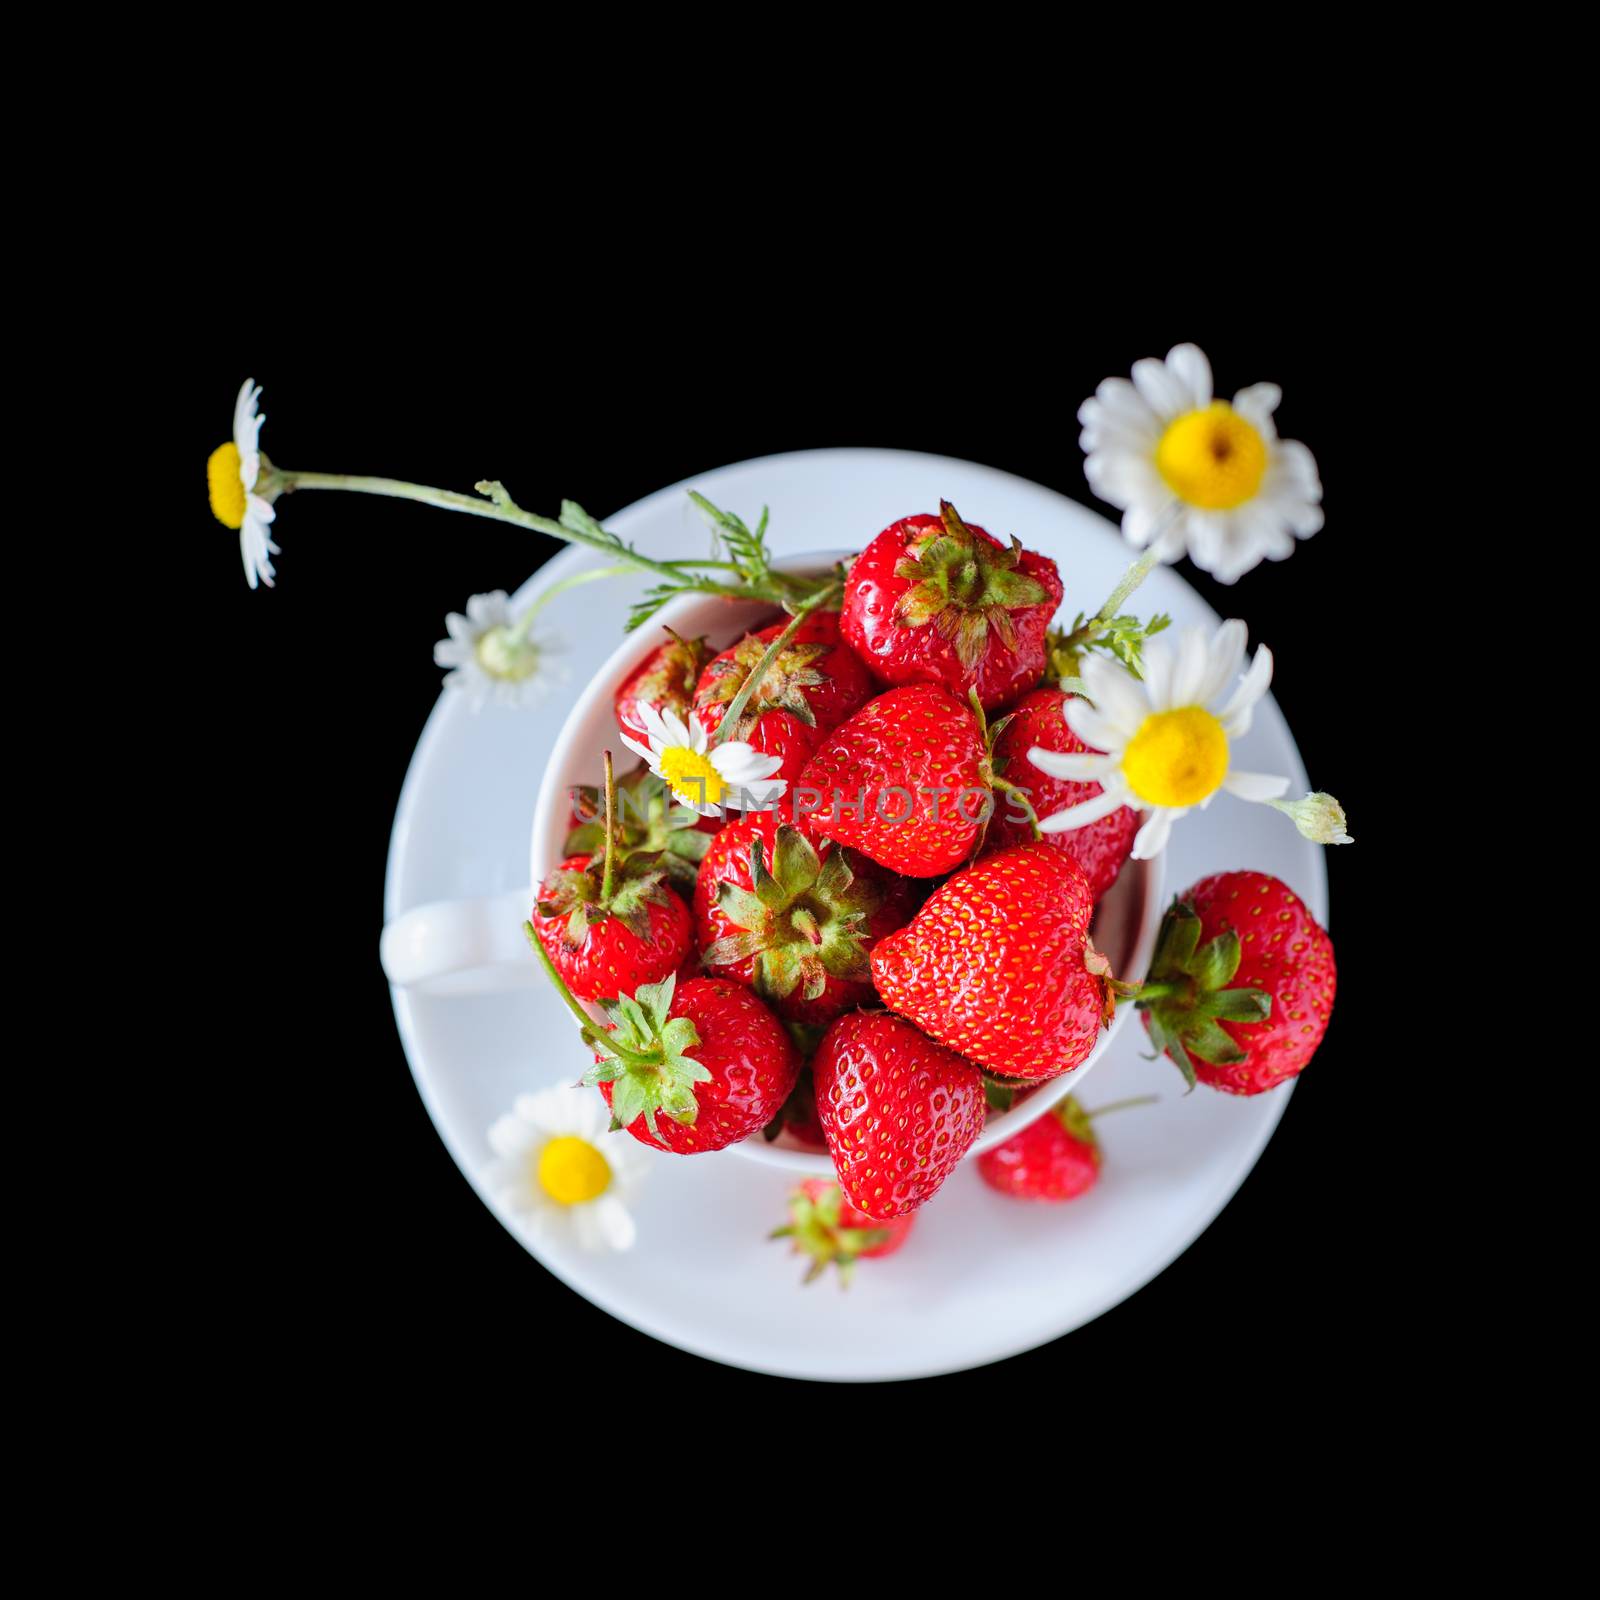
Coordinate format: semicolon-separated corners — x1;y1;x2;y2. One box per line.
207;379;281;589
433;591;563;710
485;1083;648;1252
1030;619;1288;859
1079;344;1323;584
619;703;786;818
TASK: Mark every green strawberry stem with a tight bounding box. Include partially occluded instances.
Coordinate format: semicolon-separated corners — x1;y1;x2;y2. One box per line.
1085;1095;1158;1120
599;750;618;903
521;919;668;1073
711;579;845;747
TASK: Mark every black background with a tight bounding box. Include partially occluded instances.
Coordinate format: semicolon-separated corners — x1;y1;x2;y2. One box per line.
180;310;1403;1411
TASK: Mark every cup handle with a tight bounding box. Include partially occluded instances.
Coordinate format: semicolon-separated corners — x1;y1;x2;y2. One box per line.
380;888;537;995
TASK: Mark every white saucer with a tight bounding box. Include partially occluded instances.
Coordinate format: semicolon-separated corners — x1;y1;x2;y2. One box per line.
384;448;1323;1381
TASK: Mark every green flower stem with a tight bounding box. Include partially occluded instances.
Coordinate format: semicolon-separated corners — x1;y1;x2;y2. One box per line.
1085;1095;1159;1120
599;751;618;903
711;580;843;747
512;564;636;640
264;466;767;597
1093;545;1163;625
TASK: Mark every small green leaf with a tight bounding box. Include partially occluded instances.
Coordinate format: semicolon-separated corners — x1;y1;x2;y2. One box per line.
1189;929;1242;991
1182;1019;1247;1066
1199;987;1272;1023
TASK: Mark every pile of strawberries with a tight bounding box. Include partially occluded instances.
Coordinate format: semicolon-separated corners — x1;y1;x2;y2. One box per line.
527;504;1338;1231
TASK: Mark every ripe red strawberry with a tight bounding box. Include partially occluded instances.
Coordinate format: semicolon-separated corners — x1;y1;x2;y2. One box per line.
798;685;989;876
870;842;1112;1081
1138;872;1336;1095
694;812;912;1024
841;502;1064;711
591;975;800;1152
614;628;711;740
692;610;875;786
812;1010;986;1219
771;1177;915;1284
983;687;1137;900
531;753;694;1000
566;762;716;890
531;851;693;1000
978;1093;1102;1201
778;1065;827;1149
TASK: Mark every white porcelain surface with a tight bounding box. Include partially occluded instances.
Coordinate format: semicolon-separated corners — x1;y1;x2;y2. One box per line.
384;448;1324;1381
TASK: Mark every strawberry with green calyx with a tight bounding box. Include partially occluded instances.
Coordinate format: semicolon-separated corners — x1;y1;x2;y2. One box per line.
695;814;910;1024
771;1178;915;1285
841;502;1064;711
977;1093;1155;1202
566;764;715;889
696;610;873;737
870;842;1112;1082
525;924;799;1152
531;751;693;1000
614;627;713;739
1134;874;1335;1095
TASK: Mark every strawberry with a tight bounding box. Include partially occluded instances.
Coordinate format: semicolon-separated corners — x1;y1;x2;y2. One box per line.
1137;872;1335;1095
797;685;989;876
841;502;1063;711
812;1010;986;1219
870;842;1112;1081
771;1177;915;1284
591;976;799;1152
982;687;1137;900
694;812;911;1024
693;610;874;786
977;1094;1101;1201
566;762;715;890
531;753;694;1000
614;627;711;740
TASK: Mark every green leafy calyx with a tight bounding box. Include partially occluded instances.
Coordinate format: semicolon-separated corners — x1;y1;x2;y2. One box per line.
704;826;882;1004
893;501;1050;672
566;768;711;888
700;630;831;736
1133;898;1273;1090
580;974;713;1145
770;1181;891;1286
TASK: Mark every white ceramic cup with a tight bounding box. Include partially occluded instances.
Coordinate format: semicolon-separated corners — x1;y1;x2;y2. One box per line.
379;556;1165;1172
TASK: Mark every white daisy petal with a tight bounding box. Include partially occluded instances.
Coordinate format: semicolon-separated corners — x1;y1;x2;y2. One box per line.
1165;344;1214;410
1131;356;1192;420
725;779;787;812
1223;770;1292;802
1028;747;1116;783
488;1112;537;1160
1231;382;1281;434
1077;654;1151;737
1168;626;1212;709
618;730;657;767
1138;635;1175;712
1197;621;1248;708
1061;700;1125;752
710;743;783;784
1130;808;1179;859
1219;645;1274;734
1037;788;1124;833
591;1196;637;1251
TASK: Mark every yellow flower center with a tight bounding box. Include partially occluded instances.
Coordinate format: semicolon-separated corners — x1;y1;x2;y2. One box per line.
659;746;725;807
1121;706;1229;807
1155;402;1268;510
207;442;247;530
536;1136;611;1206
475;626;541;682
